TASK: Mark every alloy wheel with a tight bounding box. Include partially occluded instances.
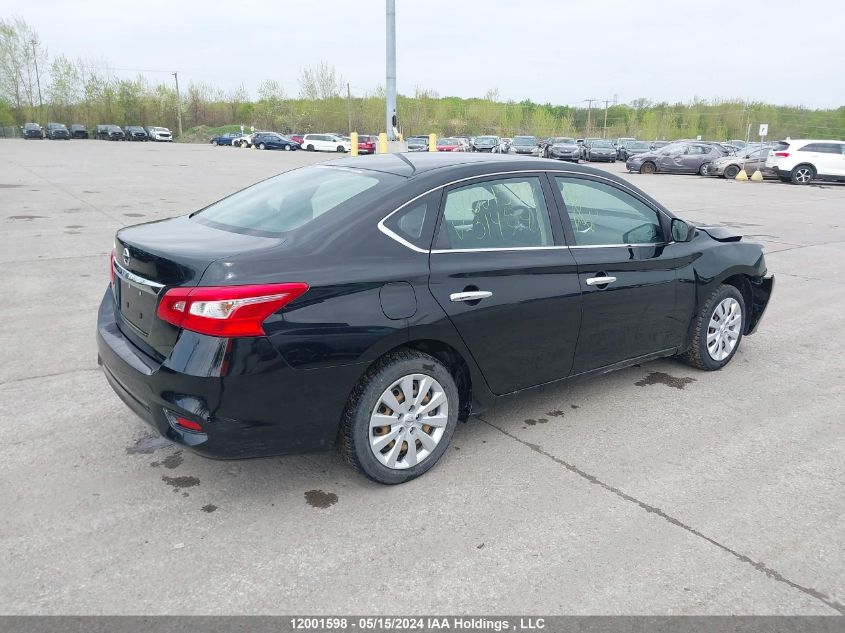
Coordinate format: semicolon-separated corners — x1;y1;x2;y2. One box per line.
707;298;742;361
368;374;449;470
794;167;813;183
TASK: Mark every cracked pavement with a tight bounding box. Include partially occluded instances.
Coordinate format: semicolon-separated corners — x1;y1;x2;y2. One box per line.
0;140;843;614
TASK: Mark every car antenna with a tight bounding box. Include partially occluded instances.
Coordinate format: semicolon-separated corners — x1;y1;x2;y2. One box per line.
393;151;416;175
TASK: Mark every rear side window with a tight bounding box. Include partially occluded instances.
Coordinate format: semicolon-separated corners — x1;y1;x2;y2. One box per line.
195;166;396;236
436;176;553;250
556;177;663;246
800;142;842;154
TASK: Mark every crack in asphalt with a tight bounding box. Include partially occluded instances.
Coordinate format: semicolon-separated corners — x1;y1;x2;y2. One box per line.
0;367;99;388
479;416;845;615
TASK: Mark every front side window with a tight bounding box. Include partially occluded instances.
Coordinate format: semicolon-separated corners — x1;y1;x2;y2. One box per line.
556;177;663;246
437;177;553;250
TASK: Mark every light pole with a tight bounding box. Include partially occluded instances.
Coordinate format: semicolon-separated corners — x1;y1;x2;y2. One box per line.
172;71;183;137
385;0;397;140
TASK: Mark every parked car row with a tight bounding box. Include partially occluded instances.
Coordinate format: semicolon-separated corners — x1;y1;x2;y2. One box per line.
210;131;359;153
21;123;173;141
202;127;845;185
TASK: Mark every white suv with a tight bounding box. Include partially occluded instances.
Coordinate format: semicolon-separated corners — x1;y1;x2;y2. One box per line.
302;134;350;153
765;139;845;184
146;126;173;142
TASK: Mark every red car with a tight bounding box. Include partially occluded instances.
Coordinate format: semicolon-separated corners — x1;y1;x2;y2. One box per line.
436;138;465;152
357;135;377;155
290;134;304;145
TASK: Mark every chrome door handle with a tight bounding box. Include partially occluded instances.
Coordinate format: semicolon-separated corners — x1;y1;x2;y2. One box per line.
586;276;617;286
450;291;493;302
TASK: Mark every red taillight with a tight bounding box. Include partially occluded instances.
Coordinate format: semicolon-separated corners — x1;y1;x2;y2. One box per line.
156;283;309;337
175;417;203;432
774;151;790;157
109;249;115;286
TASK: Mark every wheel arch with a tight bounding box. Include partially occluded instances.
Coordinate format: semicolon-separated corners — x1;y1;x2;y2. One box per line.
721;274;753;333
355;338;483;422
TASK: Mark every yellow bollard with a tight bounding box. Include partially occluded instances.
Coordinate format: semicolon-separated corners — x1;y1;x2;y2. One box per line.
378;132;388;154
429;133;437;152
350;132;358;157
397;132;403;141
750;169;763;182
735;169;749;181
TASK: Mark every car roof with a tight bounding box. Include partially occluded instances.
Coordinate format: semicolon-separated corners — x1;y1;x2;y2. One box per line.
322;152;630;182
777;139;844;144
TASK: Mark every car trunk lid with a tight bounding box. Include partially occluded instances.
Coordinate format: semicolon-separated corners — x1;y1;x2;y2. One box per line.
113;215;283;358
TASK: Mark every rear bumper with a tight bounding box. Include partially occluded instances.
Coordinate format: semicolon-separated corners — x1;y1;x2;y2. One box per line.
96;290;363;459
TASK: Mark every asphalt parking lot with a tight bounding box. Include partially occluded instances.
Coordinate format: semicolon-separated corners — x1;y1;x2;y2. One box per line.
1;140;843;615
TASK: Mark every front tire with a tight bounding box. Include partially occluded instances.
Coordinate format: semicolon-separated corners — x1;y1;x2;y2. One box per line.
306;144;315;151
724;165;740;179
340;350;459;485
337;145;345;153
283;144;291;151
699;162;711;176
258;143;266;150
791;164;815;185
640;161;656;174
680;284;745;371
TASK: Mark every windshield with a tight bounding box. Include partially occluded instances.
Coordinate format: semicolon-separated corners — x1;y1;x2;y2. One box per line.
439;138;458;146
475;136;497;144
627;141;650;149
552;137;575;144
24;123;39;129
108;126;122;131
195;166;398;236
591;140;613;148
513;136;535;146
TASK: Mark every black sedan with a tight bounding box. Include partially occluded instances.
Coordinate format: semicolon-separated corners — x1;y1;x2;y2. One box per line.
471;136;499;153
97;154;773;484
583;139;617;162
252;132;300;151
618;140;652;161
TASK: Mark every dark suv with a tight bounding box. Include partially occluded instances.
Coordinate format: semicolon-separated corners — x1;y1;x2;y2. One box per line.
125;126;149;141
95;125;125;141
70;124;89;139
23;123;44;139
46;122;71;139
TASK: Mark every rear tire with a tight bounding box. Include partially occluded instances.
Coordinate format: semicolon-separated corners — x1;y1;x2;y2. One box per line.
791;164;815;185
640;162;656;174
698;162;711;176
679;284;746;371
340;350;459;485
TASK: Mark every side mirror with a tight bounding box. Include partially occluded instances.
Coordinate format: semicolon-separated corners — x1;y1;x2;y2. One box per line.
671;218;695;242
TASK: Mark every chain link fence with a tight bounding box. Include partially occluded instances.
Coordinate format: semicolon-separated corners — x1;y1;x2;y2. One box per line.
1;126;22;138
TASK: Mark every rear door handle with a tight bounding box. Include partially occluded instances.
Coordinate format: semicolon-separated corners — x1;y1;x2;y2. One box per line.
586;276;617;286
450;291;493;302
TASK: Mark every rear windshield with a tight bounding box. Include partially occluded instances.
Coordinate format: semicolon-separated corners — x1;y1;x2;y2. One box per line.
194;166;400;237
